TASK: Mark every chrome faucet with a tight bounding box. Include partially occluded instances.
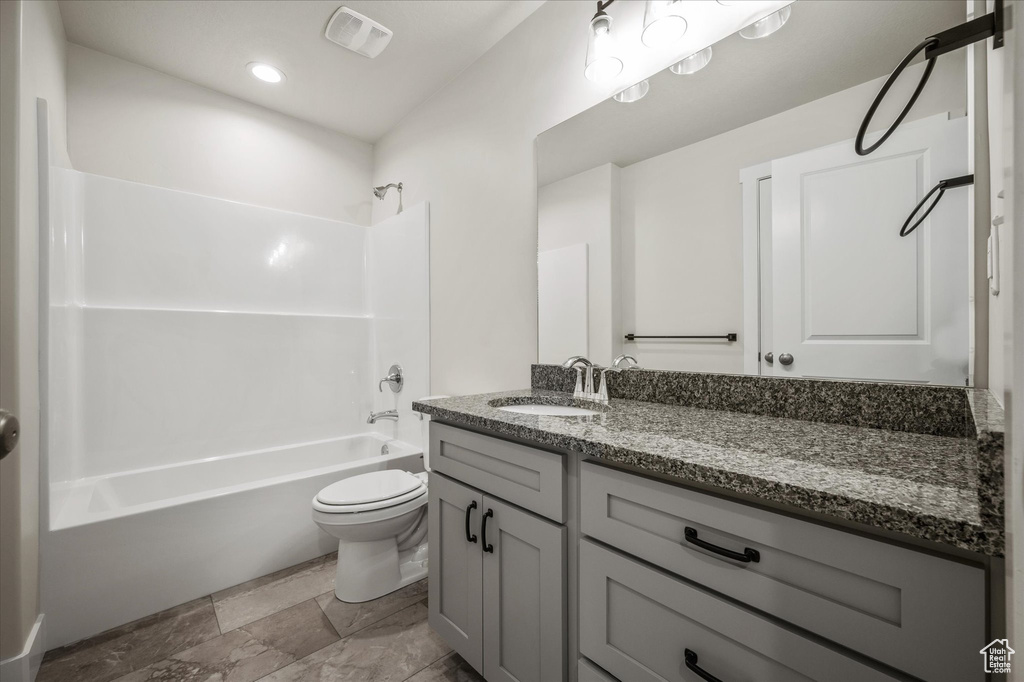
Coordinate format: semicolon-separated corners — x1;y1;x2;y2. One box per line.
612;354;640;369
562;356;598;401
367;409;399;424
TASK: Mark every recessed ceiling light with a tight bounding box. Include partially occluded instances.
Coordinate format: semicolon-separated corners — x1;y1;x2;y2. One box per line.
248;62;285;83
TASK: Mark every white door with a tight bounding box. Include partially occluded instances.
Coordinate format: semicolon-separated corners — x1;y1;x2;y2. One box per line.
770;114;969;384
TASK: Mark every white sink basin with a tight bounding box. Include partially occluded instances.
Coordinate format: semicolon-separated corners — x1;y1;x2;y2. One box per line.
498;404;600;416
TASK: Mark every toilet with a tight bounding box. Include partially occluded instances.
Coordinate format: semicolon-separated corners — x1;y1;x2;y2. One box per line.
312;468;429;602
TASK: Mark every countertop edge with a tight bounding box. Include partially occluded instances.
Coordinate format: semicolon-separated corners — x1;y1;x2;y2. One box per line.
413;393;1004;558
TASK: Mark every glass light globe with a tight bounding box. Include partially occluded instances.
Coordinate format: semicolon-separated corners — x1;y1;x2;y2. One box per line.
584;14;624;83
613;80;650;103
670;46;712;75
739;5;791;40
641;1;688;48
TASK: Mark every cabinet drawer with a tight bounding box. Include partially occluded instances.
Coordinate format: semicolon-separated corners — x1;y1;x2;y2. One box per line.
580;463;985;682
580;540;903;682
431;423;565;522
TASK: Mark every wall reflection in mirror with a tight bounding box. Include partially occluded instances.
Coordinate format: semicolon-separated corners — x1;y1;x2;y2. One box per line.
537;0;979;387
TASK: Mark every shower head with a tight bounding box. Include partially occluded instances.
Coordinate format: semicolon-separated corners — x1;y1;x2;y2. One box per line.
373;182;402;199
373;182;404;214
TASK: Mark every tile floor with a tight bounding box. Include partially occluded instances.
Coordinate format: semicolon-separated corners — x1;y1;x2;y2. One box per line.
38;552;484;682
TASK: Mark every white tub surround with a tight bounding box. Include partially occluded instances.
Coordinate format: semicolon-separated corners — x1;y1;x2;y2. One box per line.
42;168;430;647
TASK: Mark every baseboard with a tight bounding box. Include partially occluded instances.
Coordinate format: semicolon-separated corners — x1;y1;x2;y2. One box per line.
0;615;45;682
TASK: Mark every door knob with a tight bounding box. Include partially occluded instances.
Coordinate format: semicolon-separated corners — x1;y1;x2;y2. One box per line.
779;353;794;366
0;409;20;460
764;352;774;364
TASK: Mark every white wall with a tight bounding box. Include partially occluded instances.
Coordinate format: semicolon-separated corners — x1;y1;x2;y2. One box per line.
538;164;621;366
66;44;373;225
986;8;1011;406
995;0;1022;657
370;1;786;395
0;0;69;664
365;203;431;450
47;170;373;482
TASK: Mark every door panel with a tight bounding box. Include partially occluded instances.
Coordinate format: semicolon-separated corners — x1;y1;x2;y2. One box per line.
771;114;969;384
428;473;483;673
482;496;566;682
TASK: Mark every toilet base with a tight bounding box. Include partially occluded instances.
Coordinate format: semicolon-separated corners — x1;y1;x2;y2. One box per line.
334;540;428;603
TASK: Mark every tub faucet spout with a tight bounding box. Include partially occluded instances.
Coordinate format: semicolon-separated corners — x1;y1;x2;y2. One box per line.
368;409;399;424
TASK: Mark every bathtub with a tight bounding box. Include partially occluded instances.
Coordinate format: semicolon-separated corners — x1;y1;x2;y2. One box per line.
42;434;424;648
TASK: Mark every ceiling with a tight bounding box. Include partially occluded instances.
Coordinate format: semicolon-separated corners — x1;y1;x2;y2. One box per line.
58;0;546;143
538;0;966;186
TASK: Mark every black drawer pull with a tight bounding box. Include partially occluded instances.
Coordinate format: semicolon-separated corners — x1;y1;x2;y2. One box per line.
685;649;723;682
464;501;478;543
482;509;494;553
684;527;760;563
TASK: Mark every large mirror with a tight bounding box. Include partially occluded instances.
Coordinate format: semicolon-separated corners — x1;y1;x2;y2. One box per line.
537;0;978;386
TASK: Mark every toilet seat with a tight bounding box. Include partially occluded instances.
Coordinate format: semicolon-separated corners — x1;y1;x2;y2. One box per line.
313;470;427;515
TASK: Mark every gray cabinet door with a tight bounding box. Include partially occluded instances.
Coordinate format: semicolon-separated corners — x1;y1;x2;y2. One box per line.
482;495;566;682
428;473;484;674
579;540;904;682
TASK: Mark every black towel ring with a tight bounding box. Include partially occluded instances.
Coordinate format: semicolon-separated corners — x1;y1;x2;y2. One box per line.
856;1;1003;157
900;175;973;237
855;37;938;157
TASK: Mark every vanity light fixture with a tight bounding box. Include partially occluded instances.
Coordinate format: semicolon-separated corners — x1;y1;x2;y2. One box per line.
670;46;713;75
739;5;791;40
641;0;688;48
584;3;623;83
613;80;650;103
247;62;285;83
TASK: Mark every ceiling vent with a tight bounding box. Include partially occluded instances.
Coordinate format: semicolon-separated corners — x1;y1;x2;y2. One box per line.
325;7;393;58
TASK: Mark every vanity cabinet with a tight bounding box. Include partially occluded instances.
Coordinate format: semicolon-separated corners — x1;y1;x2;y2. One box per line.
428;428;567;682
426;422;987;682
580;462;986;682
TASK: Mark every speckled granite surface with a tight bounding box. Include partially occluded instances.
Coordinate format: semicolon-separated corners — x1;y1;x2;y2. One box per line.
531;365;972;437
414;389;1004;556
967;388;1005;539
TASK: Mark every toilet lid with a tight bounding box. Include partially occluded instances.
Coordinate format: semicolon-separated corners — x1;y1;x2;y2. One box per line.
316;470;424;507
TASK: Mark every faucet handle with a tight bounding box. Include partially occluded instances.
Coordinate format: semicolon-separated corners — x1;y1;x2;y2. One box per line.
597;367;618;403
378;364;404;393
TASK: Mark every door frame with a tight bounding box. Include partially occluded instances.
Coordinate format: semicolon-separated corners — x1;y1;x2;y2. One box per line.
739;162;771;377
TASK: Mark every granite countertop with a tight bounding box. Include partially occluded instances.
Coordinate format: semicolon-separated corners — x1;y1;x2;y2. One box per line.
414;389;1003;556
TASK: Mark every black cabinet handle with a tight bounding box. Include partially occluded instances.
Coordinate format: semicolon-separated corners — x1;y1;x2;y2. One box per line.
684;649;723;682
464;501;478;543
684;527;760;563
482;509;494;553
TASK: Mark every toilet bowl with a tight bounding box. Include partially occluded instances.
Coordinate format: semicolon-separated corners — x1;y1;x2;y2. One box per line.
312;468;429;602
